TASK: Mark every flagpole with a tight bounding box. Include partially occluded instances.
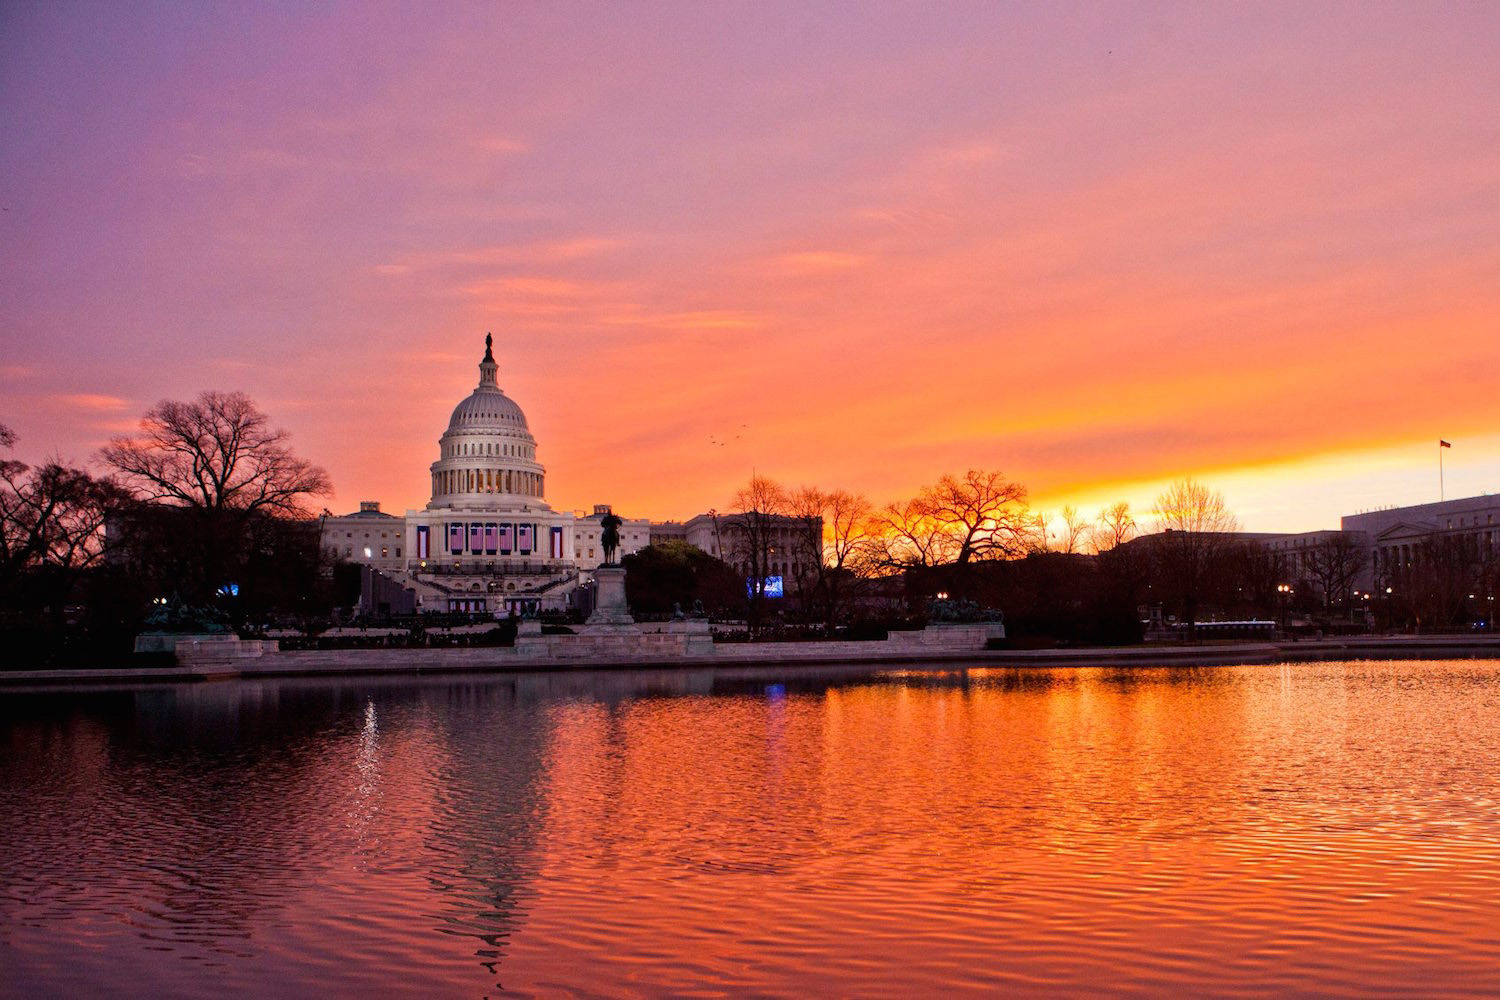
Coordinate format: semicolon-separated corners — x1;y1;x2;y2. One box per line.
1439;440;1450;501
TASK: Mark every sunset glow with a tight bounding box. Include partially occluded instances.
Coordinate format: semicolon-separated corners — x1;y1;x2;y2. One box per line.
3;3;1497;528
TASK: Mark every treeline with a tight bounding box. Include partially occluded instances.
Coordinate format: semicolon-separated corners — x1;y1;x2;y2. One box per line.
1;393;338;665
663;470;1489;642
1378;533;1500;631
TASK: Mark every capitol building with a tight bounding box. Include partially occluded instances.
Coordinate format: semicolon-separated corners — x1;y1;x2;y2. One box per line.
320;335;651;614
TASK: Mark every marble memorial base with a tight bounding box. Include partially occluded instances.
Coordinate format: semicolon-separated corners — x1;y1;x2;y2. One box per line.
586;565;634;627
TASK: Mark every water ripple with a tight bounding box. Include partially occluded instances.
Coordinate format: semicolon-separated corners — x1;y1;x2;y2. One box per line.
4;661;1500;996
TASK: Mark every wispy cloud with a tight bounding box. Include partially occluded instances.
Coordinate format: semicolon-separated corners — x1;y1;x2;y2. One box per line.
773;251;869;274
474;136;530;156
383;237;630;277
599;309;761;331
53;393;129;412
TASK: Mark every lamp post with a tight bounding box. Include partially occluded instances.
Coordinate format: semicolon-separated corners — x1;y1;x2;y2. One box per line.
1277;583;1292;635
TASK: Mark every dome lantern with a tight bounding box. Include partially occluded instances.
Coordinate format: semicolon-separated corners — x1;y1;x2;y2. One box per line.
479;332;498;388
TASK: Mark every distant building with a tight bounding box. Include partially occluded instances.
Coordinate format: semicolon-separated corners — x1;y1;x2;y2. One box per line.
1344;495;1500;591
683;511;819;593
649;521;688;547
1263;528;1372;599
320;501;406;574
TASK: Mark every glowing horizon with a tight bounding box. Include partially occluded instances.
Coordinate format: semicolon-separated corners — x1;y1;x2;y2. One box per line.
3;3;1497;533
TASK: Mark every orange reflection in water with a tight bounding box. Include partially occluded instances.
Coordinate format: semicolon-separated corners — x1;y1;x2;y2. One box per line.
512;664;1500;996
3;663;1500;998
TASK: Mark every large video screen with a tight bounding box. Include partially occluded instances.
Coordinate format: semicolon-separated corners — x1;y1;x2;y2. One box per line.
747;575;784;598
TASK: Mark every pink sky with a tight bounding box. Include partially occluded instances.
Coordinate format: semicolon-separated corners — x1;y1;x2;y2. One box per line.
3;2;1497;532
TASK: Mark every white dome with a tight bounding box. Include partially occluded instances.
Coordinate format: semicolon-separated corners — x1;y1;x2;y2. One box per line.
447;386;529;432
426;334;548;511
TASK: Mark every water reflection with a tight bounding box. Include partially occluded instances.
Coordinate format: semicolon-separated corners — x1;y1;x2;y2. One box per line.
3;661;1500;997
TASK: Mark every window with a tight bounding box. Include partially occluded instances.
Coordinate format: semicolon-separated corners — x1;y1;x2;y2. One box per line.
396;548;401;557
381;547;388;557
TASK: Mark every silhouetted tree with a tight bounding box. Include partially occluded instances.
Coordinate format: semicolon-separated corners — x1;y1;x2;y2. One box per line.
1150;478;1239;627
100;393;332;605
101;391;331;514
867;495;955;569
623;541;743;617
1226;541;1284;619
1304;534;1368;610
728;474;788;635
921;468;1029;565
786;486;829;619
819;489;874;627
1057;505;1089;555
1396;534;1476;631
1;424;129;614
1091;501;1138;553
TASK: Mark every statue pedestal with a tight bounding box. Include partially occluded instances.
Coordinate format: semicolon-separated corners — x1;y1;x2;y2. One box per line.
586;565;634;627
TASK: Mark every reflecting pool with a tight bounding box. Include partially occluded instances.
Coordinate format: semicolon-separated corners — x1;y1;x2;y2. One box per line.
4;660;1500;997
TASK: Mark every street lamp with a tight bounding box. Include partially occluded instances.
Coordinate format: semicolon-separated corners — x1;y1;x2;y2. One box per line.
1277;583;1292;633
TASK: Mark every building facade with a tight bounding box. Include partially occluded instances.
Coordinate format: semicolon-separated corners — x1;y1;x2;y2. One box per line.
320;335;650;614
1343;495;1500;594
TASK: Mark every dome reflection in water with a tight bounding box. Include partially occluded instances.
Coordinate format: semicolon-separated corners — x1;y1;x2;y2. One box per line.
3;661;1500;998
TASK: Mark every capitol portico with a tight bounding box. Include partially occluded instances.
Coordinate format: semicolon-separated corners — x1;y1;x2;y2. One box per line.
321;335;649;614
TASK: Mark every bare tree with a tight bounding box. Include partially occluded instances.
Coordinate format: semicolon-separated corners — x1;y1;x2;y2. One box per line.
1303;533;1369;610
813;488;874;627
1224;541;1284;619
101;391;331;515
728;474;789;635
1150;478;1239;627
1024;511;1053;554
1058;505;1089;555
1397;533;1476;631
1090;501;1138;553
919;468;1030;564
99;394;331;605
866;496;956;569
1478;537;1500;632
786;486;829;619
1;424;128;612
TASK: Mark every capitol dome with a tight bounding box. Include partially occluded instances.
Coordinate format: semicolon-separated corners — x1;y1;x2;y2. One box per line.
447;380;530;431
426;334;548;510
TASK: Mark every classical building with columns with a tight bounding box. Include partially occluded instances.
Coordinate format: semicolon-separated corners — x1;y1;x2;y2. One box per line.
320;335;649;615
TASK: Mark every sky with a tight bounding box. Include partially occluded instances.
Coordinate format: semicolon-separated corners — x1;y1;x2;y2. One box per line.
2;1;1497;533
